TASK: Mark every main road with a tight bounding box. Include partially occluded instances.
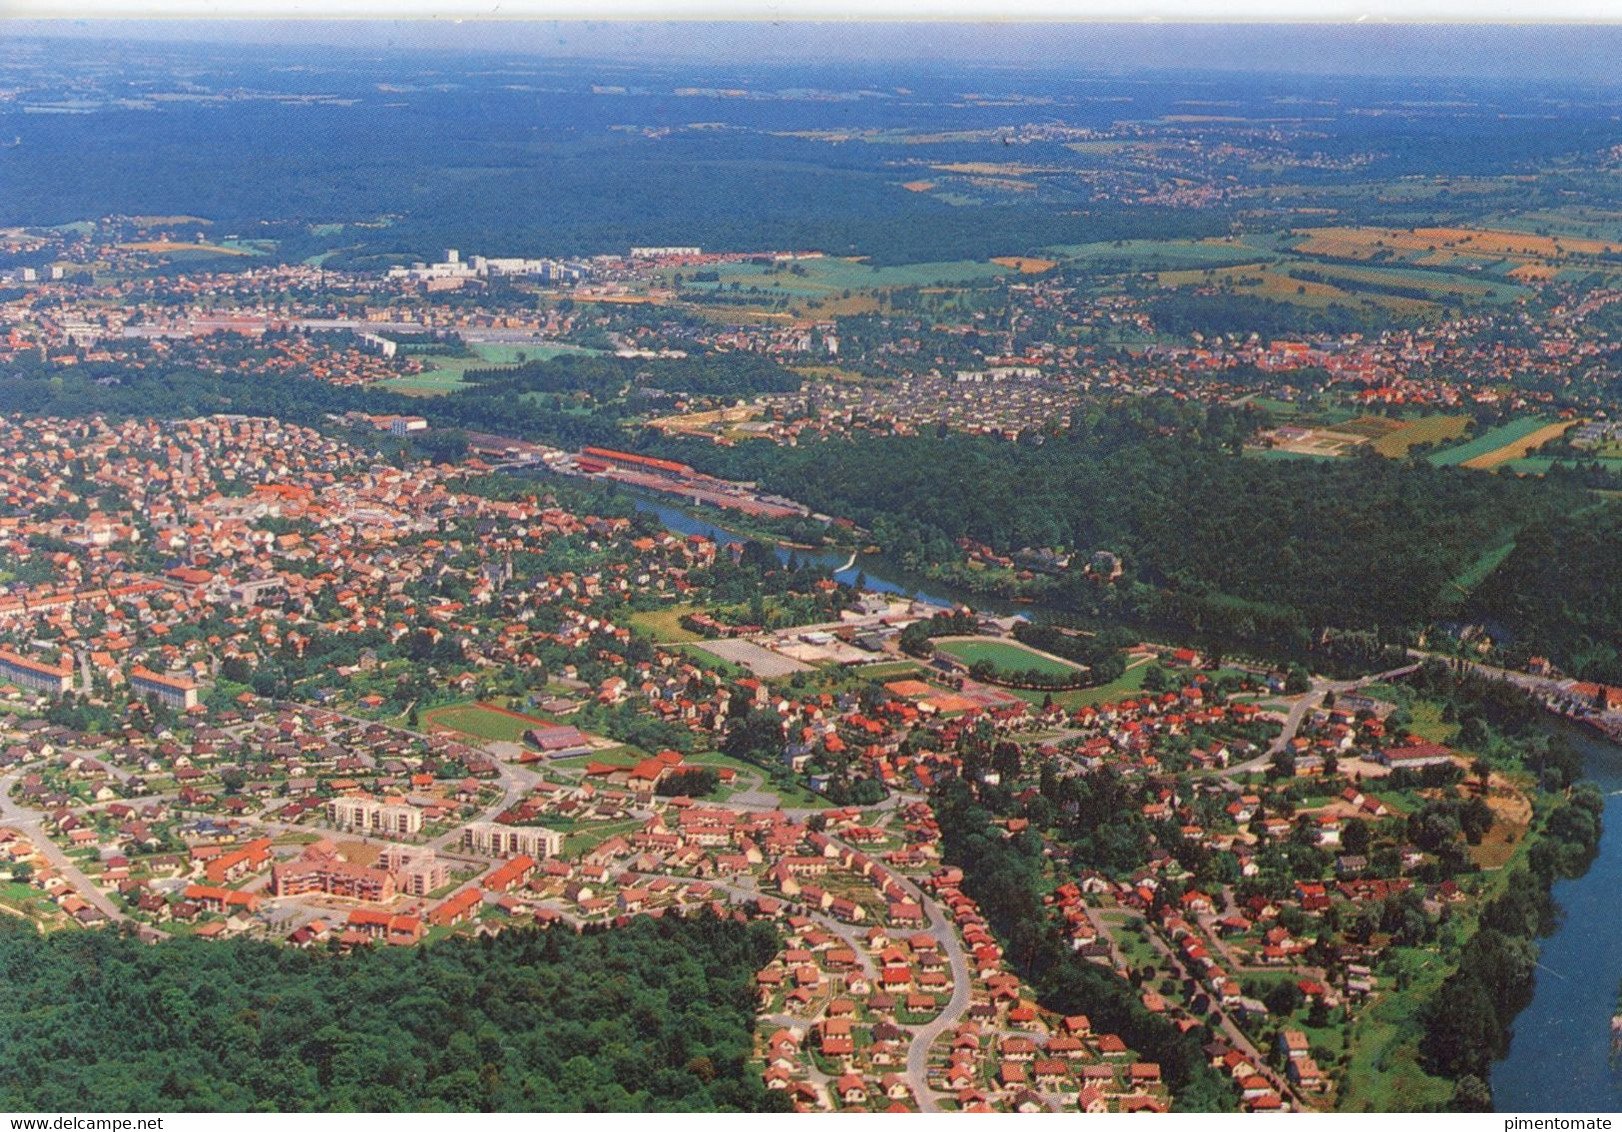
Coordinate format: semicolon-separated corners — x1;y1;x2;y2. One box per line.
0;761;138;927
1220;661;1421;779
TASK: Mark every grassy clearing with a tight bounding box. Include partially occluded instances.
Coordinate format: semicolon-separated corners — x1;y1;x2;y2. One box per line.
1402;701;1458;746
627;604;702;642
1290;259;1522;302
380;354;497;396
1103;913;1160;971
1504;454;1622;476
1446;540;1517;599
120;240;259;257
990;256;1057;274
1337;948;1456;1112
1159;263;1439;314
562;818;644;857
380;343;598;396
670;256;1010;303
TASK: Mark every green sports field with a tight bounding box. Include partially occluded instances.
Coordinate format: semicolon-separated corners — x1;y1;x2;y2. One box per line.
933;637;1084;679
423;702;549;742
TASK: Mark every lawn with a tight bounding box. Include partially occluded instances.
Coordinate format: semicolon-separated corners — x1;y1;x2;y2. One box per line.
1102;913;1161;972
0;882;62;927
627;604;703;642
1028;655;1157;710
380;354;500;396
933;637;1085;680
423;701;549;742
1402;701;1458;747
562;818;644;857
1338;947;1456;1113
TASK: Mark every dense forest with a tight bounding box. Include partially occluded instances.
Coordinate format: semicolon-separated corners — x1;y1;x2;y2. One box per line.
1468;506;1622;683
11;37;1622;267
651;403;1583;649
1147;292;1424;339
0;913;789;1113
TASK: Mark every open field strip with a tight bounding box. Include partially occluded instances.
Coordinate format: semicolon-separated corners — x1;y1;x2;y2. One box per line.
1461;419;1579;470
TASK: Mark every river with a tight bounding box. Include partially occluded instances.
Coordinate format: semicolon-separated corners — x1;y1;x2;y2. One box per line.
625;495;1025;616
1491;724;1622;1111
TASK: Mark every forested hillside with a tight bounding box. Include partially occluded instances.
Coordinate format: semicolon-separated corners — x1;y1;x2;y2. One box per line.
0;914;788;1113
1469;506;1622;682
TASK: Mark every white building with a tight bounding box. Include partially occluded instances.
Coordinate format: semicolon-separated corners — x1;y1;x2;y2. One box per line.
464;821;563;859
329;796;423;837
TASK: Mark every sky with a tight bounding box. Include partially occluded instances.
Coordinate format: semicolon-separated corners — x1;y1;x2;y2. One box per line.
5;13;1622;82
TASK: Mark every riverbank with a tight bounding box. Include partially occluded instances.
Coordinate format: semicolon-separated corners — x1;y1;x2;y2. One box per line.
1490;724;1622;1111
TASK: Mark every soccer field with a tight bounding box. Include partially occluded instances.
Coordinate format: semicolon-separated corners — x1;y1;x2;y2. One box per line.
423;702;549;742
934;637;1084;678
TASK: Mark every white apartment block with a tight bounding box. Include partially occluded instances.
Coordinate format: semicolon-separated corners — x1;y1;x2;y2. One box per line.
464;821;563;859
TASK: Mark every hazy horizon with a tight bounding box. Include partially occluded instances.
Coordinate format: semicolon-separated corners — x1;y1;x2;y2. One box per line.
7;19;1622;83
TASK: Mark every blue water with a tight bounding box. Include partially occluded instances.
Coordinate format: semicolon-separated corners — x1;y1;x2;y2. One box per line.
1491;727;1622;1112
627;495;977;610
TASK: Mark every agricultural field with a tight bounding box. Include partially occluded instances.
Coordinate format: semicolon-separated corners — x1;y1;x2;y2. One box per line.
422;701;551;742
1482;208;1622;245
1459;420;1577;470
933;636;1086;679
1159;263;1443;314
1333;416;1407;442
1046;235;1281;270
1427;417;1566;468
1292;224;1622;264
119;239;261;257
667;256;1013;306
1055;226;1559;316
990;255;1057;273
1284;259;1525;302
1369;414;1472;457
